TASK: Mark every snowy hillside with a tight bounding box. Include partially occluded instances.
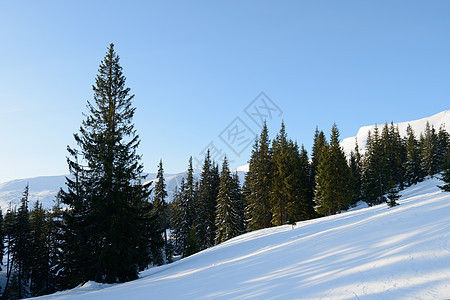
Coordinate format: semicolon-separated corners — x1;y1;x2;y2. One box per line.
38;177;450;299
341;110;450;156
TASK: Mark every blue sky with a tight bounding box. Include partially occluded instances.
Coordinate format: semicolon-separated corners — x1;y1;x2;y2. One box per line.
1;1;449;183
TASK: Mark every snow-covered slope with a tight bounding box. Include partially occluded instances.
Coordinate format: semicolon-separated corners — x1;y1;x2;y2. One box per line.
38;177;450;299
341;110;450;156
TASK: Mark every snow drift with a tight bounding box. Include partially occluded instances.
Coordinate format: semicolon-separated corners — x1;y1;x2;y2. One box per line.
37;177;450;299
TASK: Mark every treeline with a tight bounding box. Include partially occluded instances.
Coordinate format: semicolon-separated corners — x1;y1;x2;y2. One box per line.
0;186;63;298
166;119;450;258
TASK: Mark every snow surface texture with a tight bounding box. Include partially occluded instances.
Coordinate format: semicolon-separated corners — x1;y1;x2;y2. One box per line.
341;110;450;156
37;177;450;299
1;109;449;210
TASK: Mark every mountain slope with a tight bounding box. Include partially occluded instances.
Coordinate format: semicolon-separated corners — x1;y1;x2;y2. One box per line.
38;177;450;299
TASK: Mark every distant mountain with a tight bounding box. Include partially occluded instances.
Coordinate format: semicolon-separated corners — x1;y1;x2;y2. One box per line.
0;168;248;210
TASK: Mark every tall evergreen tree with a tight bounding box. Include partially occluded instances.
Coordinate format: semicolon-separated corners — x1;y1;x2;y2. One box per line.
245;121;273;231
314;124;353;215
404;124;423;186
152;159;168;265
196;150;220;250
349;138;363;205
311;127;327;190
215;157;242;244
29;201;51;297
60;44;157;285
421;122;440;176
362;126;387;205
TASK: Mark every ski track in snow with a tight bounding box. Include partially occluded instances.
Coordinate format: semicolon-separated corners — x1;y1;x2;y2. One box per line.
36;177;450;299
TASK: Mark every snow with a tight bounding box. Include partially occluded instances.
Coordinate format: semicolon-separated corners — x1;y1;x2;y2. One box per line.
341;110;450;156
36;177;450;299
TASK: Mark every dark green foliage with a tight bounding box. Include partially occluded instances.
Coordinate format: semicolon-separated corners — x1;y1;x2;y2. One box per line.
439;149;450;192
386;178;401;207
311;128;327;189
271;122;315;225
196;150;220;250
421;122;440;176
314;124;353;215
215;157;243;244
59;44;158;286
245;122;273;230
404;125;424;186
349;139;363;205
170;158;199;257
362;126;387;206
152;160;169;265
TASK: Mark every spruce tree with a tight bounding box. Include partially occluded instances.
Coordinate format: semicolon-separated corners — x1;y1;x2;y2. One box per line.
421;122;440;176
245;121;273;231
215;157;242;244
29;201;50;297
362;126;386;205
60;44;157;285
197;150;220;250
404;124;423;186
314;124;353;215
349;138;363;205
152;159;168;265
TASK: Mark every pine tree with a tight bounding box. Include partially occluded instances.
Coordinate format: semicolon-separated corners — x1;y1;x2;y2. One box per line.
349;138;363;205
3;206;16;299
271;121;291;226
11;185;32;298
421;122;440;176
311;127;327;190
245;121;273;231
362;126;387;205
152;159;168;265
29;201;50;297
215;157;242;244
386;177;401;207
196;150;220;250
60;44;157;285
404;124;423;186
314;124;353;215
170;158;199;257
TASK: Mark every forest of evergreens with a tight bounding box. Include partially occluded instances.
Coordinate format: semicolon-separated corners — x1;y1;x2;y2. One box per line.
0;44;449;299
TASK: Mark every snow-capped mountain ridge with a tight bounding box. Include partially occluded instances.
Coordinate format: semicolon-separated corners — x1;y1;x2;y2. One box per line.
341;110;450;156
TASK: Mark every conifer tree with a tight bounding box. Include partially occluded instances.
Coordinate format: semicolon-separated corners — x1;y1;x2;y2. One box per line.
311;128;327;189
29;201;50;297
362;126;387;205
271;121;291;226
245;121;273;230
11;185;32;298
60;44;157;285
349;138;363;205
421;122;440;176
215;157;242;244
314;124;353;215
386;177;401;207
152;159;168;265
404;125;423;186
197;150;220;250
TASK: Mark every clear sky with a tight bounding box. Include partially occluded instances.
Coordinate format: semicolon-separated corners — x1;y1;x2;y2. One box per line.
1;1;450;183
